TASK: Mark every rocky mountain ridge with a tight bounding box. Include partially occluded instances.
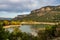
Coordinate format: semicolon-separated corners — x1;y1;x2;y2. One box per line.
13;5;60;22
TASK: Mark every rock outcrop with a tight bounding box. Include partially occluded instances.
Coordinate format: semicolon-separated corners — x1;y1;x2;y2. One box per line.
13;5;60;22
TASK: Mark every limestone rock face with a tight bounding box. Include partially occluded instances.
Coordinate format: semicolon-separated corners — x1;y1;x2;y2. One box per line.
13;5;60;22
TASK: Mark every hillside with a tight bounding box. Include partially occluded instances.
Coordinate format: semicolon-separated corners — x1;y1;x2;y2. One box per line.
13;5;60;22
0;17;12;20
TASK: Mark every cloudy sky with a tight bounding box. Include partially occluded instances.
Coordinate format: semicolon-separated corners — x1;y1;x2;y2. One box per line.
0;0;60;18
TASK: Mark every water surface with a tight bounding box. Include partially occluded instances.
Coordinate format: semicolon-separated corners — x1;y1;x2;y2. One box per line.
6;24;51;33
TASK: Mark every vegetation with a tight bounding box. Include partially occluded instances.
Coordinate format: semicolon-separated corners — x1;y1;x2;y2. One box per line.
0;20;20;26
0;5;60;40
13;5;60;22
0;22;60;40
0;23;10;40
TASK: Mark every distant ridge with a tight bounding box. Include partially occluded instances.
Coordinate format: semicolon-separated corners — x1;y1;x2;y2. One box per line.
0;17;12;20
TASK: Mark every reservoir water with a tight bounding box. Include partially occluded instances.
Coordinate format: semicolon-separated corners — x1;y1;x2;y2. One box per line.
6;24;51;33
6;24;52;36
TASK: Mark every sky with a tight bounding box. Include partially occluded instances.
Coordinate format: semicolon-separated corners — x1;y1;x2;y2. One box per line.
0;0;60;18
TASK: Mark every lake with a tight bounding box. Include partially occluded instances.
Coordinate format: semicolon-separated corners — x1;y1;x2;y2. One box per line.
6;24;52;36
6;24;51;33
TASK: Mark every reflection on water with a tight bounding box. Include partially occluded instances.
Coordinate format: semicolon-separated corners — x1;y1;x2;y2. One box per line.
6;24;51;33
6;24;52;36
6;25;34;33
19;25;32;33
6;28;13;33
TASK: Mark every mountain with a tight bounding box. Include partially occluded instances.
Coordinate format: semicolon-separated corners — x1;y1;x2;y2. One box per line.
13;15;28;21
0;17;12;20
13;5;60;22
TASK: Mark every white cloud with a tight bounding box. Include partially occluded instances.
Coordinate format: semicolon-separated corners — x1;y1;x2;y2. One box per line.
9;0;20;3
0;4;8;8
0;0;59;13
0;11;30;18
0;0;60;18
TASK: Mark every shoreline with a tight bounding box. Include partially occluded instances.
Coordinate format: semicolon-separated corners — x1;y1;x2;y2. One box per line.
3;25;20;29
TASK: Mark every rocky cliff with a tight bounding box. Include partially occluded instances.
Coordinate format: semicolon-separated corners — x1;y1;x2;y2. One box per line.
13;5;60;22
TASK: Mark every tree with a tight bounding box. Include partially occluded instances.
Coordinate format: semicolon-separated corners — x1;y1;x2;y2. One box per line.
38;30;47;40
45;25;57;40
3;20;9;26
0;23;9;40
9;27;22;40
10;21;20;25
